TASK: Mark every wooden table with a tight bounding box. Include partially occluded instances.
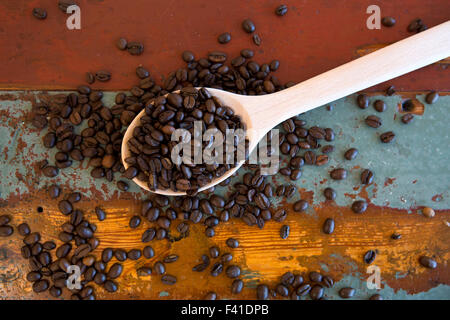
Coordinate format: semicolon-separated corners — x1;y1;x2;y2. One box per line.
0;0;449;300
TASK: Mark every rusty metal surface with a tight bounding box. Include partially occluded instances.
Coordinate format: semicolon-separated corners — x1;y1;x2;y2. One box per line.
0;0;449;91
0;91;449;300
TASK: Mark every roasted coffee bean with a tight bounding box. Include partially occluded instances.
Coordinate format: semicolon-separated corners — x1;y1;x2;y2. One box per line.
252;34;261;46
231;279;244;294
136;66;149;79
141;246;154;259
315;155;329;166
361;169;374;184
209;246;220;259
137;266;152;276
56;243;71;258
0;215;11;226
401;113;414;124
116;37;127;50
141;228;156;242
129;216;141;229
32;8;47;19
374;100;386;112
344;148;358;160
369;294;383;300
226;265;241;278
280;225;290;239
382;16;396;27
425;91;439;104
309;271;323;283
330;168;347;180
273;209;287;222
42;166;59;177
107;263;123;279
127;41;144;55
280;272;295;286
24;232;40;245
226;238;239;248
275;4;288;16
242;19;256;33
218;32;231;44
339;287;355;298
380;131;395;143
310;285;324;300
0;225;14;237
422;207;435;218
256;284;269;300
419;256;437;269
58;200;72;215
114;249;127;261
391;233;402;240
324;187;336;200
18;223;31;236
95;207;106;221
95;70;111;82
104;280;118;292
322;275;334;288
296;283;311;296
66;192;81;203
293;200;308;212
407;18;424;32
364;250;377;264
128;249;141;260
101;248;113;263
351;200;368;214
210;262;224;277
275;284;289;297
357;94;369;109
154;261;166;275
365;115;382;128
33;279;49;293
323;218;335;234
161;274;177;285
221;253;233;264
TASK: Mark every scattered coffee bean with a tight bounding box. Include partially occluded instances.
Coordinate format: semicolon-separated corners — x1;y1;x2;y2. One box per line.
293;200;308;212
380;131;395;143
363;250;377;264
365;115;382;128
280;225;290;239
401;113;414;124
226;238;239;249
252;34;261;46
382;17;396;27
422;207;435;218
357;94;369;109
323;187;336;200
242;19;256;33
339;287;355;298
218;32;231;44
361;169;374;185
373;100;386;112
425;91;439;104
344;148;358;160
256;284;269;300
322;218;335;234
275;5;288;16
419;256;437;269
32;8;47;20
330;168;347;180
351;200;368;214
369;294;383;300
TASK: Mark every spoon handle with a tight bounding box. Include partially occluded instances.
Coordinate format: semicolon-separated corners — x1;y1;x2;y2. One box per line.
250;20;450;132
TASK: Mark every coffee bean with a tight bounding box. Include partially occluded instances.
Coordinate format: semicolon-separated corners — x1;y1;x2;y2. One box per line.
380;131;395;143
240;49;254;58
401;113;414;124
310;285;324;300
309;271;322;282
382;16;396;27
0;215;11;226
322;275;334;288
95;207;106;221
361;169;374;185
231;279;244;294
116;37;127;50
252;34;261;46
24;232;40;245
391;233;401;240
422;207;435;218
161;274;177;285
280;225;290;239
32;8;47;19
226;265;241;278
330;168;347;180
128;249;142;260
66;192;81;203
33;279;49;293
275;4;288;16
293;200;308;212
154;261;166;275
419;256;437;269
218;32;231;44
163;254;178;263
374;100;386;112
142;228;156;242
58;200;72;215
357;94;369;109
323;187;336;200
42;166;59;177
127;42;144;55
364;250;377;264
351;200;368;214
117;180;129;191
104;280;118;292
425;91;439;104
114;249;127;262
18;223;31;236
204;292;216;300
369;294;383;300
256;284;269;300
407;18;424;33
107;263;123;279
323;218;335;234
95;70;111;82
344;148;358;160
226;238;239;249
296;283;311;296
0;225;14;237
402;99;414;111
339;287;355;298
365;115;382;128
182;51;195;62
137;266;152;276
242;19;256;33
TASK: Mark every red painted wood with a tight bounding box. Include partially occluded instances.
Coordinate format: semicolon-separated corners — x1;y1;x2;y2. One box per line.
0;0;449;91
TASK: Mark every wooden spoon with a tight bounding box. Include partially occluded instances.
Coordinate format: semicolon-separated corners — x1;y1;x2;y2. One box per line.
122;21;450;196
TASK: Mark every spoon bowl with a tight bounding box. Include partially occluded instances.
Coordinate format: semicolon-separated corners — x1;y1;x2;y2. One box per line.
122;21;450;196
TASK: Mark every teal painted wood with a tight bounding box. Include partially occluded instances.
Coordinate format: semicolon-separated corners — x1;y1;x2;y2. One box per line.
0;91;449;299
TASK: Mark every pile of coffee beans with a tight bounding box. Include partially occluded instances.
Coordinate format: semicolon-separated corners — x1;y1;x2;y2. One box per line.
124;87;248;193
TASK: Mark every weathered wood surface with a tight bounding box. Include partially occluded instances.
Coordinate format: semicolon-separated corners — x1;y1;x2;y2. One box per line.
0;0;449;300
